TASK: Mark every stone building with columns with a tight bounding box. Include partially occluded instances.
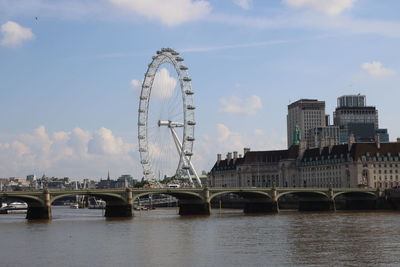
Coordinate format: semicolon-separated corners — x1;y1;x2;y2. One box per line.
209;139;400;190
209;146;300;188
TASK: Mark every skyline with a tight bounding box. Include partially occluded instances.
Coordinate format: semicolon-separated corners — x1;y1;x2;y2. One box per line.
1;0;400;179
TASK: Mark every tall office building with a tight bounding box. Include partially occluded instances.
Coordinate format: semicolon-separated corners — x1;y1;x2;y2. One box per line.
334;95;381;143
287;99;326;148
307;126;340;148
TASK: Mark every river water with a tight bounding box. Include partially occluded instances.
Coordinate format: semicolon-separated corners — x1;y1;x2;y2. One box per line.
1;207;399;267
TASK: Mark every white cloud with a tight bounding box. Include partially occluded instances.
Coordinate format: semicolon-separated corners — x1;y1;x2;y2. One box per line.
2;1;399;38
0;21;34;47
0;126;137;178
68;128;91;155
283;0;355;15
108;0;211;26
88;127;133;155
361;61;395;78
254;129;264;135
219;95;262;115
130;79;141;91
131;69;176;98
151;68;177;99
217;124;244;149
209;11;400;38
233;0;252;10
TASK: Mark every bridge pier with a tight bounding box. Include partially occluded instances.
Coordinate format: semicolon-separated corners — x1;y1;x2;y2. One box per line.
104;204;133;217
178;186;211;215
243;201;279;213
178;200;211;215
26;190;52;220
26;206;52;220
104;188;133;218
298;200;335;211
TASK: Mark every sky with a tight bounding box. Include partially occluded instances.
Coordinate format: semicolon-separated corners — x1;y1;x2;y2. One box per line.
1;0;400;180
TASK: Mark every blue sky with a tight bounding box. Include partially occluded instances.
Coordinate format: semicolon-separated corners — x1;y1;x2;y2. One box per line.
1;0;400;180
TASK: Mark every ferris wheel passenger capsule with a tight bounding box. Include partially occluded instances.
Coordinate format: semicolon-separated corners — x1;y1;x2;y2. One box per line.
185;90;194;95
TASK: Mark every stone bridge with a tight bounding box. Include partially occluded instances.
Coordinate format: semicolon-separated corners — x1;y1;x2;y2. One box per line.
0;187;381;220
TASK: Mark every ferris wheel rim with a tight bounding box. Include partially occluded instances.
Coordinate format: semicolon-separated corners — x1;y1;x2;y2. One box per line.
137;48;196;181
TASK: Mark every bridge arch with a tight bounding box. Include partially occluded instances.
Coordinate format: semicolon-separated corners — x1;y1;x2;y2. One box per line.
1;194;44;206
51;192;126;205
133;190;204;201
209;190;275;214
209;190;272;202
276;191;329;201
333;191;378;200
333;191;378;210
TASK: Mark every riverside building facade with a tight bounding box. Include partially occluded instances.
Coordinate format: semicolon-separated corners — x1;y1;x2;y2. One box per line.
209;139;400;190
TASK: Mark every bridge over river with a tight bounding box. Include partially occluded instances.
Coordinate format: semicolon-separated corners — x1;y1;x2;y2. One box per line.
0;187;383;220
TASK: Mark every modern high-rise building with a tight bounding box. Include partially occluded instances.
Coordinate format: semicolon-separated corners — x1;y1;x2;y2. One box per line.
287;99;326;148
307;126;340;148
337;94;366;108
333;95;382;143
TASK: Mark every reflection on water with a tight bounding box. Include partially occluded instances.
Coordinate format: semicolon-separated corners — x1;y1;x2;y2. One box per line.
1;207;400;267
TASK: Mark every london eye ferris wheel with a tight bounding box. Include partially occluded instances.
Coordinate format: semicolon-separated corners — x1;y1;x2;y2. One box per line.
137;48;202;186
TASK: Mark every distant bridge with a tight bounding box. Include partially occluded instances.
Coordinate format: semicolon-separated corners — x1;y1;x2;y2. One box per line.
0;187;382;220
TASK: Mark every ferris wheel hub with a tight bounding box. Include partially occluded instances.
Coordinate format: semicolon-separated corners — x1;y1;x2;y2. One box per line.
158;120;184;128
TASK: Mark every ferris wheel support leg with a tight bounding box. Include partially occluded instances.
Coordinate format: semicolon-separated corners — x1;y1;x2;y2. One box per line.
169;127;202;186
187;159;202;187
170;128;194;185
186;170;195;188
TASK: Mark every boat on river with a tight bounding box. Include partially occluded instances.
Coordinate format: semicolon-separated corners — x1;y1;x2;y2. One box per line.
70;203;79;209
0;202;28;214
88;198;106;209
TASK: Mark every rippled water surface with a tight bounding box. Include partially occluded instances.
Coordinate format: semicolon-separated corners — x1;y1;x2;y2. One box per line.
1;207;400;267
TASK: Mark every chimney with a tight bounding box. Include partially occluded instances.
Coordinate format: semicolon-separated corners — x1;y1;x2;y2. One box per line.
298;139;307;159
397;138;400;143
227;152;232;162
348;133;355;152
318;135;324;154
329;137;335;153
375;133;381;149
217;154;221;166
243;147;250;155
233;151;238;161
